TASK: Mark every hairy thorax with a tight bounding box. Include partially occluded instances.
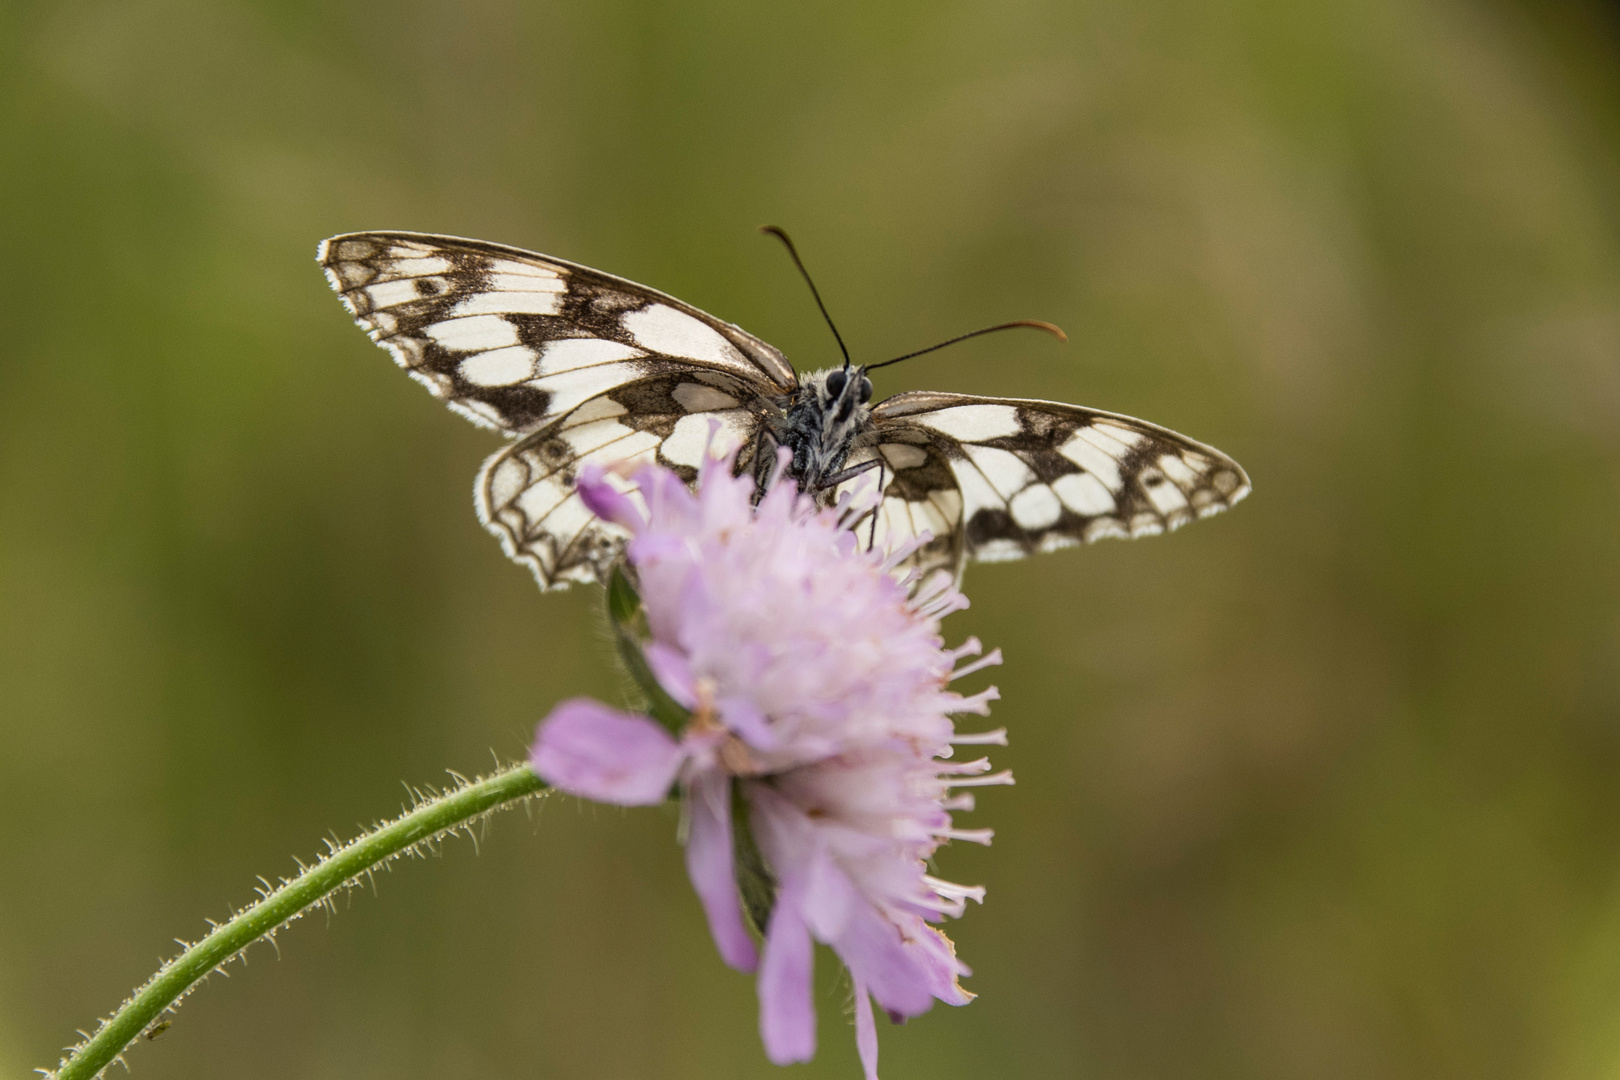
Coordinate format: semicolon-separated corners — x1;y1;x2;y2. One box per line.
761;367;876;496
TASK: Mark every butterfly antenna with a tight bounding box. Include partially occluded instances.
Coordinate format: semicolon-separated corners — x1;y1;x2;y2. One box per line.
759;225;853;370
864;320;1067;371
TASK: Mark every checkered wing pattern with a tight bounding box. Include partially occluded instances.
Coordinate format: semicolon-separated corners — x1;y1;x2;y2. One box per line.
846;392;1251;583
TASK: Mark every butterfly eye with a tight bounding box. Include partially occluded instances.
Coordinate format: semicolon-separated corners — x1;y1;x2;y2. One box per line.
858;376;873;403
824;370;848;398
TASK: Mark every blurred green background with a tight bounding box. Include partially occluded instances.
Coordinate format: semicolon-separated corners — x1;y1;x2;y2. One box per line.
4;0;1620;1077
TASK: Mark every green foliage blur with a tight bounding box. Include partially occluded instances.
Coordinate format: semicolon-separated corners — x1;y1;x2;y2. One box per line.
4;1;1620;1076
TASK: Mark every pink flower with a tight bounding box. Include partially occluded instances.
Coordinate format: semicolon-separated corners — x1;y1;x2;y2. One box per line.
529;449;1010;1078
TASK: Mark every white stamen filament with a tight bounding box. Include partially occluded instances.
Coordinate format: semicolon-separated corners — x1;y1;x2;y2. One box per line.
949;727;1008;746
936;826;994;845
950;648;1003;681
924;875;987;904
907;569;957;613
952;687;1000;716
947;637;983;662
911;893;969;917
917;593;970;620
941;793;976;812
881;534;931;573
946;769;1015;788
892;567;924;591
939;757;993;775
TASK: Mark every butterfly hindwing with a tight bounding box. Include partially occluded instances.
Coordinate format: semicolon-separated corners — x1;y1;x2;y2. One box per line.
318;232;796;436
837;435;966;586
477;372;773;589
857;391;1251;580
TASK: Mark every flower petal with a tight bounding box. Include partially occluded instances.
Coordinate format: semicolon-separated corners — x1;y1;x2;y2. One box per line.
831;902;958;1019
716;693;775;750
635;461;701;532
853;977;880;1080
529;698;682;806
684;770;758;972
576;465;646;532
747;782;857;941
759;884;816;1065
643;641;697;708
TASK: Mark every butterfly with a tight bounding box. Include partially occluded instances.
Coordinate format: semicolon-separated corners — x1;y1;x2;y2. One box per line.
318;230;1250;590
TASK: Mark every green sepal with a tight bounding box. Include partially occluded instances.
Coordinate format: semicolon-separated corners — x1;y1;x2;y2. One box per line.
731;782;778;936
607;562;642;625
606;565;691;735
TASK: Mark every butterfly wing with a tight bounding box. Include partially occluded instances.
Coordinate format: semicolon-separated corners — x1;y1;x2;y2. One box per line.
477;372;773;589
318;231;796;435
850;391;1250;581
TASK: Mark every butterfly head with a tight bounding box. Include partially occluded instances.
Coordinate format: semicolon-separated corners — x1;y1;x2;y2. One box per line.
804;366;875;448
813;365;874;415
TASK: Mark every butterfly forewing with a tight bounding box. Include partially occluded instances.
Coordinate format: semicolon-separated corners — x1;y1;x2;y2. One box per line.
318;232;796;436
846;392;1251;582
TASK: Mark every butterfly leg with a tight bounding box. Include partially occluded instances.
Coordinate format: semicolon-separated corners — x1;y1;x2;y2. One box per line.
818;457;881;490
750;428;784;503
815;457;885;548
867;459;885;551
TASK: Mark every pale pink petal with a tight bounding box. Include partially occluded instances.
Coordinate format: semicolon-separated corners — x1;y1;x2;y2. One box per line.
716;693;775;750
575;466;645;532
749;785;858;941
635;461;700;532
830;902;947;1019
643;641;697;708
759;885;816;1065
853;978;879;1080
799;847;859;941
684;770;758;972
530;698;682;806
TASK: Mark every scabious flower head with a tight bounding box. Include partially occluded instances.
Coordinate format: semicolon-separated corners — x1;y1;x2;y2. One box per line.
530;447;1010;1079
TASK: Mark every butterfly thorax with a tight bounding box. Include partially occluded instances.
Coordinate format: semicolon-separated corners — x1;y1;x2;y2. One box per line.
765;366;875;496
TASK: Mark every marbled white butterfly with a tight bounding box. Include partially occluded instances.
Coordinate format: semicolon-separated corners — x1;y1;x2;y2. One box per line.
318;231;1250;590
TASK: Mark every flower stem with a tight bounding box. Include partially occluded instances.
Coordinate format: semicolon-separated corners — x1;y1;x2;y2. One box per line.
49;763;548;1080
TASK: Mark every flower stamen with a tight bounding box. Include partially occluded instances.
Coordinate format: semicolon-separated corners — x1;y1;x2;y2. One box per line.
945;770;1015;788
949;728;1008;746
950;648;1004;681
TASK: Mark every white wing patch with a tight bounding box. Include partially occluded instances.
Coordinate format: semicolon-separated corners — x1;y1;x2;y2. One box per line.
426;313;522;353
1051;472;1115;516
541;338;647;373
1058;428;1125;491
913;404;1022;441
659;409;754;469
449;285;563;318
1008;484;1062;530
672;382;741;412
879;443;928;469
622;304;748;367
459;347;536;387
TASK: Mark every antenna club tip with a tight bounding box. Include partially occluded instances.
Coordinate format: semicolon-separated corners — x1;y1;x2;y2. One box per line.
1026;320;1068;344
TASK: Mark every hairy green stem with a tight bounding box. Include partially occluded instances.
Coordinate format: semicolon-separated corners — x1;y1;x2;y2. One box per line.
49;763;548;1080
